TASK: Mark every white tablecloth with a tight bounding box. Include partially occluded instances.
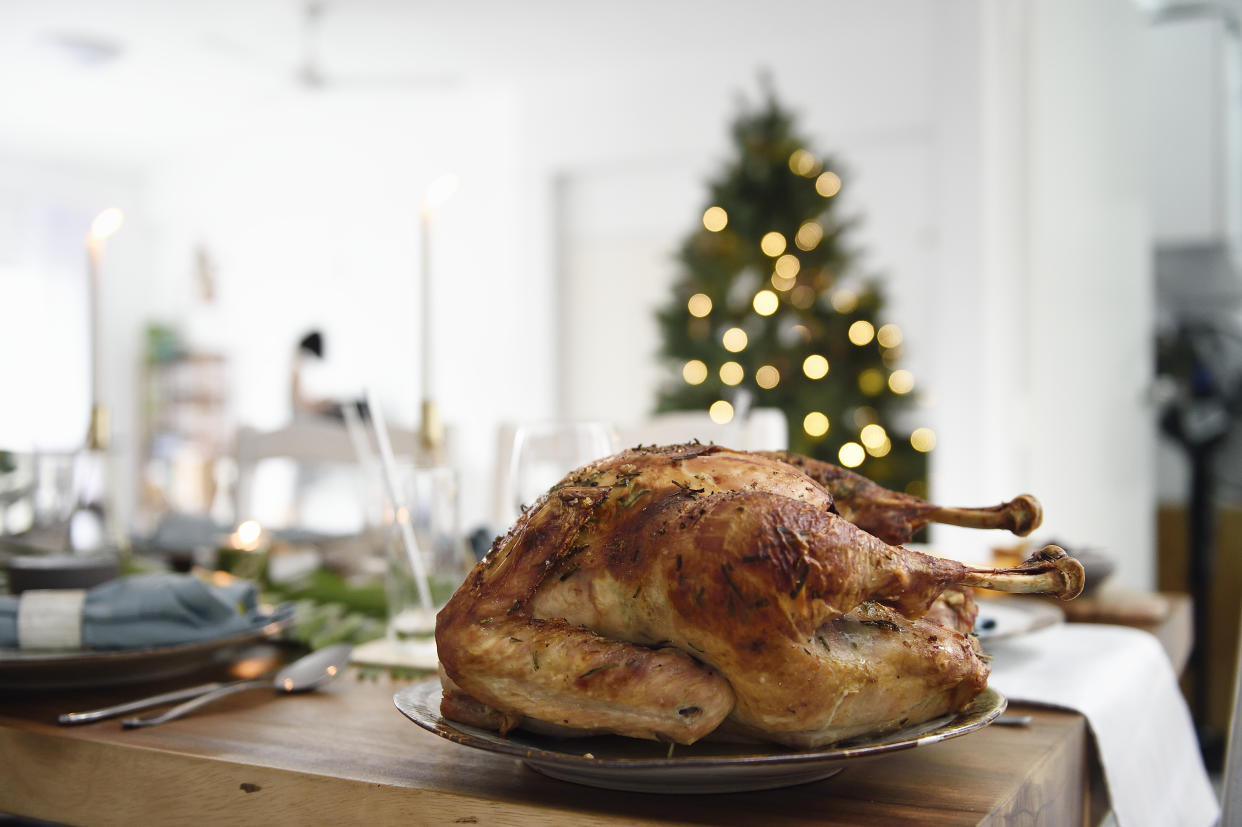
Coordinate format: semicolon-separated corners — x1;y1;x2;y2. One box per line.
987;623;1219;827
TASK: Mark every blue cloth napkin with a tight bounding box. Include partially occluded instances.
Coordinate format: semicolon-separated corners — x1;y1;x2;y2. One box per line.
0;573;278;650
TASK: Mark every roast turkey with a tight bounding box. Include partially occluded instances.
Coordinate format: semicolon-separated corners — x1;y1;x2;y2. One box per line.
435;443;1082;747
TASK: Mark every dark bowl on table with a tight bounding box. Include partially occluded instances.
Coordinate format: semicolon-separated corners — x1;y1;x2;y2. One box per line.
1063;546;1115;597
4;551;121;594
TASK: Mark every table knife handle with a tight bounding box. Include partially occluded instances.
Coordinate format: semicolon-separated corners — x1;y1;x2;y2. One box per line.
121;679;268;728
59;682;228;726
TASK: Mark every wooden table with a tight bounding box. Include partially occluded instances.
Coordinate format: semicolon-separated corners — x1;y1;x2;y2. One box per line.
2;657;1090;826
6;587;1196;827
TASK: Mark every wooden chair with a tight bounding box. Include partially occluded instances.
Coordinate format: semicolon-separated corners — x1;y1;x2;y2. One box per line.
233;419;421;526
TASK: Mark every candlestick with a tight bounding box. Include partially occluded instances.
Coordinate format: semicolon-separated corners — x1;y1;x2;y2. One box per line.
86;242;108;451
85;208;123;450
417;174;458;459
70;208;124;553
419;211;433;412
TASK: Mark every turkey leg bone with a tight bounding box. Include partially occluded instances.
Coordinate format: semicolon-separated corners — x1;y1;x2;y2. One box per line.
956;544;1085;600
762;451;1043;545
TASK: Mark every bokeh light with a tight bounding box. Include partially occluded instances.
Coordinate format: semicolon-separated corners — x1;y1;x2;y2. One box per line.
755;365;780;389
760;231;787;257
771;272;796;291
702;206;728;232
722;327;748;352
816;170;842;197
789;148;820;177
752;289;779;316
774;254;801;279
687;293;713;318
795;221;823;251
682;359;707;385
911;427;937;452
877;323;903;348
719;361;744;385
235;520;263;550
709;400;734;424
831;289;858;313
848;320;875;346
802;354;829;380
888;369;915;394
860;423;887;449
803;411;830;437
838;442;865;467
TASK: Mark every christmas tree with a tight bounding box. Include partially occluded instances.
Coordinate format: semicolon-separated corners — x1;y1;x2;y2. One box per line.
654;85;931;495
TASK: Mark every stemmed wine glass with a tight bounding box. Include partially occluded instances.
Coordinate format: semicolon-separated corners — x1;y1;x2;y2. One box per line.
504;422;619;526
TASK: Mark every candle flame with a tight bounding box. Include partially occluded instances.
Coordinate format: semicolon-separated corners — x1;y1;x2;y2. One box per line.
234;519;263;550
422;173;459;217
89;207;124;242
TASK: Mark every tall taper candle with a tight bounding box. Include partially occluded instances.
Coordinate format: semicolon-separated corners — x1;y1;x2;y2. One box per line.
417;175;457;457
85;207;123;450
420;209;432;411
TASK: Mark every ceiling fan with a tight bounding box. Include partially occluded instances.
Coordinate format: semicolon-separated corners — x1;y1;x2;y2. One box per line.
212;0;460;95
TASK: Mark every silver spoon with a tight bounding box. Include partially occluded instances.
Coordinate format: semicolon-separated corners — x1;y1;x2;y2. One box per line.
120;643;354;728
61;680;237;726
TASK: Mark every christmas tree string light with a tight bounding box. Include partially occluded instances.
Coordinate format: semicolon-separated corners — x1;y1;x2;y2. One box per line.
654;82;928;492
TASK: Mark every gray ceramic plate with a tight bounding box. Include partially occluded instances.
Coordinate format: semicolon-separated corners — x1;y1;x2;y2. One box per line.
394;679;1007;794
0;606;293;690
975;597;1065;641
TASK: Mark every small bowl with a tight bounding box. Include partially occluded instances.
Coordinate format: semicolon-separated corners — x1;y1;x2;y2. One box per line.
1052;544;1114;597
5;553;121;595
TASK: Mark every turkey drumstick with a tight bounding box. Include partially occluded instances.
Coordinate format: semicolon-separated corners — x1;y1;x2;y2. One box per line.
761;450;1043;545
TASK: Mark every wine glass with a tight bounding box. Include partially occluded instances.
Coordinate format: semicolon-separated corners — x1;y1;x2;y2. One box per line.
504;422;618;526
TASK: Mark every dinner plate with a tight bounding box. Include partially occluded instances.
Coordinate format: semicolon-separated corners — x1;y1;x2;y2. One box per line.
0;605;293;690
974;597;1064;641
394;679;1007;794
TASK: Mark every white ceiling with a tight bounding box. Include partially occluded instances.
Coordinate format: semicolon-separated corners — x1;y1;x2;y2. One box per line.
0;0;820;161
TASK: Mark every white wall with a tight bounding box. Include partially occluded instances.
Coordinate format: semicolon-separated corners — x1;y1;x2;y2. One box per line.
1026;1;1154;587
926;0;1155;588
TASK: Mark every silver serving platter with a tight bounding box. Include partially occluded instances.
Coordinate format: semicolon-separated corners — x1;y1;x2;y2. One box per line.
394;678;1006;794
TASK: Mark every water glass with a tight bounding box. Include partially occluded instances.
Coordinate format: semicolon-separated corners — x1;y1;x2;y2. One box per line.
383;464;469;646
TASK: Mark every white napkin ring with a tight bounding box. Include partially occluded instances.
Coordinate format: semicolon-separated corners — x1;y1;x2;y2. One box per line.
17;589;87;650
